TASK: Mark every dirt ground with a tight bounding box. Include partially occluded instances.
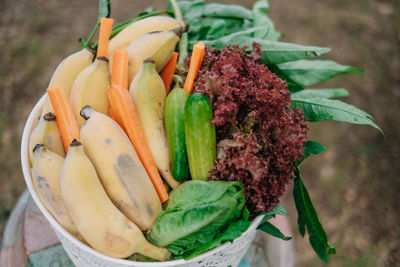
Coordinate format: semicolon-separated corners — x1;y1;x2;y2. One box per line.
0;0;399;266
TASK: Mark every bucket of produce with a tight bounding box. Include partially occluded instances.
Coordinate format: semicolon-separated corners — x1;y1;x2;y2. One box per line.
21;95;264;267
21;0;381;266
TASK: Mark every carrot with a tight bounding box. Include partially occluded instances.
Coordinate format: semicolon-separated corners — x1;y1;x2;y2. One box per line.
160;52;178;94
111;50;129;90
108;50;129;123
47;87;80;152
183;41;205;94
106;87;169;202
96;17;114;58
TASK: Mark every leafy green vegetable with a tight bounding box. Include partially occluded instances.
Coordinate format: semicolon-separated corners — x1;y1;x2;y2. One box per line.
291;88;349;99
204;34;331;64
252;0;281;41
291;97;382;132
293;167;336;263
277;59;363;87
147;181;249;259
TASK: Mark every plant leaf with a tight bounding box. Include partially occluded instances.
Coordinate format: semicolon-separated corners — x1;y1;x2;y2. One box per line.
292;88;349;99
204;34;330;64
291;97;382;133
293;167;336;263
203;3;252;20
259;203;287;224
252;0;281;41
257;221;292;240
278;59;364;87
298;140;326;164
98;0;111;19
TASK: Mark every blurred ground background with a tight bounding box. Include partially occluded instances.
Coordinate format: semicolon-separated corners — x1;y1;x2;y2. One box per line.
0;0;398;266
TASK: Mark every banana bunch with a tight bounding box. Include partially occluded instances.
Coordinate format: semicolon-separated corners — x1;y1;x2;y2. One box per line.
127;29;182;84
108;16;184;70
28;48;94;166
28;13;188;261
130;59;179;189
61;140;169;260
80;106;161;230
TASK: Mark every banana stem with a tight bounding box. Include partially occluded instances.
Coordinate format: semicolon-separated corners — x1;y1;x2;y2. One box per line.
170;0;188;74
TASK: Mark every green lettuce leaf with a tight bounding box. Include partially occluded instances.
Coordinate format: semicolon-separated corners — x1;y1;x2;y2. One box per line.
278;59;363;87
291;88;349;99
147;181;247;258
252;0;281;40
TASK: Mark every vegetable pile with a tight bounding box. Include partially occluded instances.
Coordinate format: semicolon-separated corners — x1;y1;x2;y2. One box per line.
25;0;382;264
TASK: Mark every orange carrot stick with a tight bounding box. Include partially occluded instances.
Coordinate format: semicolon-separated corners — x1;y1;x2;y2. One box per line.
183;41;205;94
108;50;128;122
97;17;114;58
47;87;80;152
111;50;129;90
160;52;178;94
106;87;169;202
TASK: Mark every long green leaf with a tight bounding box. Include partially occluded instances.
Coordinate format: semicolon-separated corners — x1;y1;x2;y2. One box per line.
203;3;252;20
257;204;291;241
298;140;326;164
204;33;330;64
291;88;349;99
278;59;363;87
258;222;292;240
252;0;281;41
293;167;336;263
292;97;382;132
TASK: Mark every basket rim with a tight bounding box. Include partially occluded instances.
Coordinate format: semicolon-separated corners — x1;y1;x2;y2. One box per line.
21;94;264;266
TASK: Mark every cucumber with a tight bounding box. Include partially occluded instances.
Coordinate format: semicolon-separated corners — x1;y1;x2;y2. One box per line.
164;88;189;181
184;93;216;181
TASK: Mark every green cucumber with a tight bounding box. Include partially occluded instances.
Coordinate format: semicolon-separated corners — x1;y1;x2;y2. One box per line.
165;88;189;181
184;93;216;181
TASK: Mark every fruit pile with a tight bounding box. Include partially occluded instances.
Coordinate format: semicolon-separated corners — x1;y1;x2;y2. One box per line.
27;0;381;263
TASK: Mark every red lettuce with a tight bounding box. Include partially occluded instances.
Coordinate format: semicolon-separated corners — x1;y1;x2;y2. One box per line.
193;44;308;217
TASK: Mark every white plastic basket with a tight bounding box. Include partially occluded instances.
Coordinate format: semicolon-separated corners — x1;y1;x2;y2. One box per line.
21;95;264;267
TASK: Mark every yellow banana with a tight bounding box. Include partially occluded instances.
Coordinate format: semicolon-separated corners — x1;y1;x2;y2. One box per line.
130;59;179;189
80;106;161;230
127;29;181;85
28;112;65;167
31;144;78;236
109;16;183;70
42;48;94;115
60;140;169;260
69;57;110;128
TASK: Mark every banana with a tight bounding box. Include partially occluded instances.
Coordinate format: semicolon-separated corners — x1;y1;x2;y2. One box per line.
60;140;169;260
42;48;94;115
69;57;110;128
31;144;78;236
126;29;181;85
130;59;179;189
109;16;184;70
80;106;161;230
28;112;65;167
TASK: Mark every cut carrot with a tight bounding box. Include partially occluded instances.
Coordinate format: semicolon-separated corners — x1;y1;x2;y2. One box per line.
47;87;80;152
108;50;128;122
111;50;129;90
160;52;178;94
183;41;205;94
97;17;114;58
106;87;169;203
